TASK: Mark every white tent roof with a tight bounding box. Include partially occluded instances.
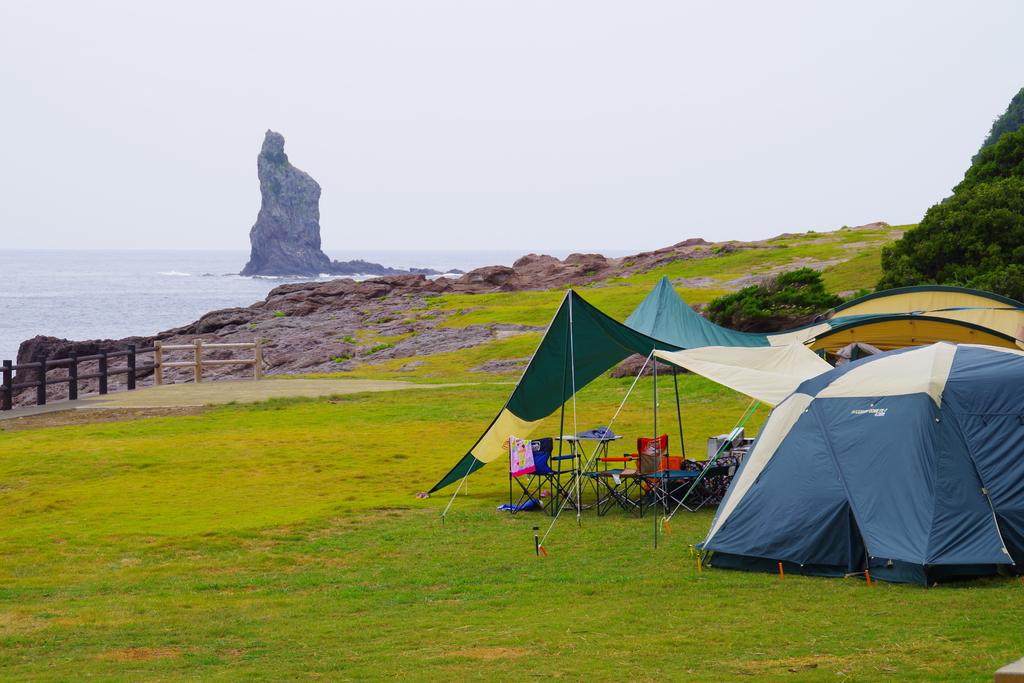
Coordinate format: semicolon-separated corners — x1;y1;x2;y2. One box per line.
653;344;833;406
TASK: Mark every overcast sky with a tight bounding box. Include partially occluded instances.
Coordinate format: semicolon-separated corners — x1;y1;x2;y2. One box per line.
1;1;1022;255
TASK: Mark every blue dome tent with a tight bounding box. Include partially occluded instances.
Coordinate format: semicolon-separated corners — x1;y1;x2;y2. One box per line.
701;343;1024;584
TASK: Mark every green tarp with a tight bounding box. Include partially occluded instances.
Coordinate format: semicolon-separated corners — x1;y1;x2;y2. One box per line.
624;277;771;348
429;290;678;492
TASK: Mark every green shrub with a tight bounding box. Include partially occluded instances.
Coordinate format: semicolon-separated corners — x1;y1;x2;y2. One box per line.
363;343;393;356
706;268;843;332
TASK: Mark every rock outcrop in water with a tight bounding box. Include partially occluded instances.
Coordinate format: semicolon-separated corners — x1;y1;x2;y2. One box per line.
240;131;451;278
241;131;331;277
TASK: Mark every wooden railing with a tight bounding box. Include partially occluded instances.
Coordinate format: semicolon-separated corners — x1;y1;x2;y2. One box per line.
1;339;264;411
153;340;263;384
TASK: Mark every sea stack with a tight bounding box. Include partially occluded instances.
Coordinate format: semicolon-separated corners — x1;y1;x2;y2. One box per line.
240;130;333;277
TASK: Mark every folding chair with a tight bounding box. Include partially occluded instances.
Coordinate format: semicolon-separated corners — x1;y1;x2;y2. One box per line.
629;434;694;514
585;434;670;516
508;437;576;515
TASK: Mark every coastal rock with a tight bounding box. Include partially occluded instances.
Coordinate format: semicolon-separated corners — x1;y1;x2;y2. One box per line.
241;131;331;277
239;131;455;278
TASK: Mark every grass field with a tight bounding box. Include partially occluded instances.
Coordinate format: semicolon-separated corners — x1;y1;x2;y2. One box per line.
6;223;1021;680
2;377;1023;681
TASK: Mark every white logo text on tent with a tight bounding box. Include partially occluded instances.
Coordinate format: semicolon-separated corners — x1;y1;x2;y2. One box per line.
851;408;888;417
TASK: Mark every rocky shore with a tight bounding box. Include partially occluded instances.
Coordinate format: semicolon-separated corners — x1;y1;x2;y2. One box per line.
11;237;720;401
12;223;891;405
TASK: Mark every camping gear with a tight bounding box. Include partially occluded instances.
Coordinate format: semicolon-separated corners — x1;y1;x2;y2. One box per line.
635;434;669;474
628;277;1024;355
581;436;663;517
624;276;772;348
652;344;834;407
831;285;1024;342
832;341;882;365
706;430;750;459
430;291;679;493
508;437;535;476
497;499;542;512
576;426;617;439
432;281;1024;496
701;342;1024;584
508;437;575;516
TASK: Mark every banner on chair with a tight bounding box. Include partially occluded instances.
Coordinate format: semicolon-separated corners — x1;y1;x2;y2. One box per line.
508;436;535;476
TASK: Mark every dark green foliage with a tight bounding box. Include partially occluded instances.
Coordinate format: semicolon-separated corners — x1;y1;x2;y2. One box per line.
977;87;1024;156
706;268;844;332
960;125;1024;190
879;127;1024;301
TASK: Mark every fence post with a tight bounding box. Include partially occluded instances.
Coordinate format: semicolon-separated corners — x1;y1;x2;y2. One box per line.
127;344;136;390
36;356;47;406
1;360;11;411
68;352;78;401
194;338;203;383
98;352;108;395
154;341;163;385
254;340;263;380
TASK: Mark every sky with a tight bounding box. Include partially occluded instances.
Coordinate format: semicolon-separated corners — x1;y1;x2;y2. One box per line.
1;1;1023;256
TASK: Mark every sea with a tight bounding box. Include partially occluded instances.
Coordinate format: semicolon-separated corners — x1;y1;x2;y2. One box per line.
0;248;553;363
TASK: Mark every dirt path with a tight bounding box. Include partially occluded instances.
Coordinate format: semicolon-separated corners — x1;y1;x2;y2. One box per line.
0;378;462;431
75;378;459;408
0;407;207;432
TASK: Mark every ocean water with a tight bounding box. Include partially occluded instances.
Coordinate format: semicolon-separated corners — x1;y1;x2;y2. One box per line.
0;248;533;362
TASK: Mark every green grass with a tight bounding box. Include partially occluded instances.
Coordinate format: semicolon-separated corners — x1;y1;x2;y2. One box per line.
425;224;903;331
301;333;542;384
2;380;1022;680
9;221;1004;680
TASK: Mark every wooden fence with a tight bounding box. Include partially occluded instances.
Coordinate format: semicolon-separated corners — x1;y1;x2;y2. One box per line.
1;339;263;411
154;340;263;385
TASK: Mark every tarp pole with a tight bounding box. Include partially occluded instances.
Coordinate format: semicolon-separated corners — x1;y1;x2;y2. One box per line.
568;292;581;525
673;367;685;458
555;309;569;513
653;347;658;549
539;349;655;551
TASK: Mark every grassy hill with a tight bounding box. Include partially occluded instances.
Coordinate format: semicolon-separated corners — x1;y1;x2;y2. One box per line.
331;222;902;383
6;222;1022;680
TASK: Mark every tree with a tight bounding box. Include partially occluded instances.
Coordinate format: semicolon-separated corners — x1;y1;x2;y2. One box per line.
977;87;1024;156
706;268;844;332
960;124;1024;190
878;127;1024;301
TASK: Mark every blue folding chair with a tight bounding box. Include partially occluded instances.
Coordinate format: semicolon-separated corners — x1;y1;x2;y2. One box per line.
508;437;577;515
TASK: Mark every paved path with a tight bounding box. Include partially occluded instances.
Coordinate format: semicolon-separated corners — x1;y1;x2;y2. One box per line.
0;378;457;419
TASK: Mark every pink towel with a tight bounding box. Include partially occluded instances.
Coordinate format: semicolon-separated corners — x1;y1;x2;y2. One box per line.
509;436;536;476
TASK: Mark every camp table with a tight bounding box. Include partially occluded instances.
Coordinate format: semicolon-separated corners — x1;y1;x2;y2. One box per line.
584;467;644;516
556;434;622;513
651;461;741;513
642;469;702;513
